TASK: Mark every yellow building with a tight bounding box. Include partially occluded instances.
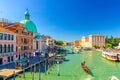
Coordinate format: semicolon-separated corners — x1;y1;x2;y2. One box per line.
62;41;67;46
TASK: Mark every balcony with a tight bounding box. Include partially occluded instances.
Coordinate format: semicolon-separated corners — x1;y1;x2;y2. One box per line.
0;52;16;56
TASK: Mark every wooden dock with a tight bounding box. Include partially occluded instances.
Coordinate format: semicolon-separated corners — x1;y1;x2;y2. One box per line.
0;69;22;80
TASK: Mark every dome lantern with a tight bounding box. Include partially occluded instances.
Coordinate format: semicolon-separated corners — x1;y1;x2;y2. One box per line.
24;9;30;20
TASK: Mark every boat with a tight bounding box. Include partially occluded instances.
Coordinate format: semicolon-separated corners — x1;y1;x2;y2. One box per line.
109;76;119;80
102;51;119;61
81;62;90;73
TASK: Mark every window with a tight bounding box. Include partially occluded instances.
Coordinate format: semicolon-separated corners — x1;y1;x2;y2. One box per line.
8;34;10;40
4;34;7;40
0;45;2;53
11;35;14;40
8;44;10;52
7;57;10;62
0;58;3;65
16;46;18;52
11;56;13;61
0;33;3;40
11;44;14;52
16;30;18;33
4;44;7;53
21;46;23;51
16;55;18;58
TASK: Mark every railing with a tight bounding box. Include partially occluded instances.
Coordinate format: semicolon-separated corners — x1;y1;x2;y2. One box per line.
0;52;16;56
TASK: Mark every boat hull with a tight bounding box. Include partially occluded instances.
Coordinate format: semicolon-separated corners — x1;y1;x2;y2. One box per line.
81;63;90;73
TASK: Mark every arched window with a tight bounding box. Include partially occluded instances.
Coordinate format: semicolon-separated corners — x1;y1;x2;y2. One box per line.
8;44;10;52
0;44;2;53
4;44;7;53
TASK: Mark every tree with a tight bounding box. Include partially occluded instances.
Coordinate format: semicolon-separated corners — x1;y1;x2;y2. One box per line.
105;36;120;48
54;40;64;46
105;43;112;48
93;44;100;49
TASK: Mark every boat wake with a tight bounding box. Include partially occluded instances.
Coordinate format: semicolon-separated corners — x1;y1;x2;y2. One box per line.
85;76;94;80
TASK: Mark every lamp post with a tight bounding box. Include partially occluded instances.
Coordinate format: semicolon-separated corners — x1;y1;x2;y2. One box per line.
57;60;60;76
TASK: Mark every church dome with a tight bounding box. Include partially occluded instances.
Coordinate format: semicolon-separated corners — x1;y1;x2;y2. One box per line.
20;9;37;33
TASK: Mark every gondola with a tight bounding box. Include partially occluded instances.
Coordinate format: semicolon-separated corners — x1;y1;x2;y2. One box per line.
81;62;90;73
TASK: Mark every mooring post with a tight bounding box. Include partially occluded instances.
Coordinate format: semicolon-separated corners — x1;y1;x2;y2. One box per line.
34;64;36;73
39;63;41;80
23;69;25;79
32;70;34;80
13;71;15;80
30;65;32;74
44;60;46;75
57;61;60;76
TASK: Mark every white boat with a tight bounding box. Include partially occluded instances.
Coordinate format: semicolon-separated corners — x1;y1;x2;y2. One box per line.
109;76;119;80
102;51;118;61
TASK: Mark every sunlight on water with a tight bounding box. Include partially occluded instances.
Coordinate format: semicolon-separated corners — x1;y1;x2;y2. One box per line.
14;49;120;80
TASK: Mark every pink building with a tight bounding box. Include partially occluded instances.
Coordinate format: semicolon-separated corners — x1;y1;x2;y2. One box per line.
0;26;16;65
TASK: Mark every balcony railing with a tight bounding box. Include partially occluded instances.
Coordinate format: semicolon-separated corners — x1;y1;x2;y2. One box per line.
0;52;16;56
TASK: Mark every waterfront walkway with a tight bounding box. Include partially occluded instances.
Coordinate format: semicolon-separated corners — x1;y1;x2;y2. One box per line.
0;56;49;70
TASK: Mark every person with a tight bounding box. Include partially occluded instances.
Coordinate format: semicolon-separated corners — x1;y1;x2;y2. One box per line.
27;60;30;66
83;61;86;64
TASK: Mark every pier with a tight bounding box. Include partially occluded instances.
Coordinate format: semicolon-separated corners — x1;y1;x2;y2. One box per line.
0;53;57;80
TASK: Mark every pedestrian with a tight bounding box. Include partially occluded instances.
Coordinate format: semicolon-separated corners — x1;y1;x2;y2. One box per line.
27;60;30;66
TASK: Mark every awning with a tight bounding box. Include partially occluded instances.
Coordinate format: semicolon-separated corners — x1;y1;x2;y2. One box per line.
16;58;28;63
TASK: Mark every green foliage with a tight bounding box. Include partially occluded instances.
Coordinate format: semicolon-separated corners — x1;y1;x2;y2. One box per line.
54;40;64;46
105;43;112;48
105;36;120;48
93;44;100;49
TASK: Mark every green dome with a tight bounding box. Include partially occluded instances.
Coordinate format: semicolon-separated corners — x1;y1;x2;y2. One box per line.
20;20;37;33
20;9;37;33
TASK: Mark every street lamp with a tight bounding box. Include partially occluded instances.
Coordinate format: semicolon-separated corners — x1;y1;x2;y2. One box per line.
57;61;60;76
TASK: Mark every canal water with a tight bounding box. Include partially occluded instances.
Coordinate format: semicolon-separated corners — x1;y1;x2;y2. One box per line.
14;50;120;80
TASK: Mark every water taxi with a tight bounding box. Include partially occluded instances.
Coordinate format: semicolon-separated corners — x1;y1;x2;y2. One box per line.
102;51;120;61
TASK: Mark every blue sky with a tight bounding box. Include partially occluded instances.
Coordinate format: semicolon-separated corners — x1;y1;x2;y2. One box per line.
0;0;120;42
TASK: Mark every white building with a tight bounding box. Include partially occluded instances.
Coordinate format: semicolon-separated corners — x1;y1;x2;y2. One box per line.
81;34;105;48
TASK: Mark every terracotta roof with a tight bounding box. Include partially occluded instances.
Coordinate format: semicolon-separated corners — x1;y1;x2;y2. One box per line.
0;27;14;33
91;34;104;36
45;36;51;38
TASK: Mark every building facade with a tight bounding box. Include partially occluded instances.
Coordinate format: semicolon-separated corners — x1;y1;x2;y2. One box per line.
0;25;16;65
5;22;33;59
20;9;40;55
44;36;55;53
81;34;105;48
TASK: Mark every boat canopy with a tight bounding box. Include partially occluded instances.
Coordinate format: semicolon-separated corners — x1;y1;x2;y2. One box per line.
16;58;28;63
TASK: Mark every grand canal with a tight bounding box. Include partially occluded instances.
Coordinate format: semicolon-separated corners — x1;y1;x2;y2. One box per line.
14;50;120;80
